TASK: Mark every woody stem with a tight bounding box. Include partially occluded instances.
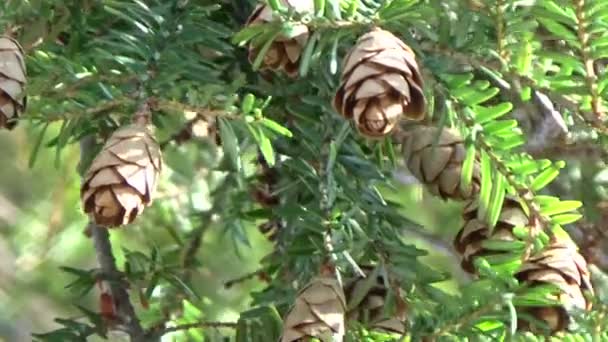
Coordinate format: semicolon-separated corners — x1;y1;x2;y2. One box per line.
80;136;146;342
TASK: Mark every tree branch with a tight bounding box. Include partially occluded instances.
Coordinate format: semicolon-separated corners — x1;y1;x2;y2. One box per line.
89;222;146;341
80;135;146;342
161;321;237;335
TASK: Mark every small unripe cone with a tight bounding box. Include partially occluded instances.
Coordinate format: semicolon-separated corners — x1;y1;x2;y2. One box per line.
81;124;162;227
454;197;528;273
334;28;425;137
281;276;346;342
402;126;480;200
246;0;314;77
344;266;406;334
516;241;593;333
0;36;27;129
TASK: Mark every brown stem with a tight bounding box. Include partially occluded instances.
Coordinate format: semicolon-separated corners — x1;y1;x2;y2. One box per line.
224;269;267;289
80;136;145;341
43;98;129;122
494;0;508;62
181;223;209;285
573;0;603;118
161;321;237;334
155;100;235;119
89;223;146;341
133;100;152;126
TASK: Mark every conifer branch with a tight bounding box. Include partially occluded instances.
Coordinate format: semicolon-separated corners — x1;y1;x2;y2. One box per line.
433;81;548;229
224;268;268;288
89;223;146;341
494;0;508;63
161;321;238;334
423;45;608;135
42;98;130;122
424;300;498;339
80;136;146;342
573;0;603;119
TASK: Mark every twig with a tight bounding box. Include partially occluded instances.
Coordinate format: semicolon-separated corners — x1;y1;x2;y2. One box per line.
224;269;267;288
573;0;603;119
371;243;409;335
89;223;146;341
81;136;146;342
133;99;152;126
423;45;608;135
430;76;551;258
38;74;137;98
42;98;130;122
423;300;498;340
526;140;608;160
162;321;237;334
155;100;236;119
494;0;508;62
160;112;215;149
181;223;209;284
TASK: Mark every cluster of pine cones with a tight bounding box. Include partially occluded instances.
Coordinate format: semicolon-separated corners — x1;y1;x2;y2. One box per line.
245;0;594;337
281;265;405;341
0;0;595;337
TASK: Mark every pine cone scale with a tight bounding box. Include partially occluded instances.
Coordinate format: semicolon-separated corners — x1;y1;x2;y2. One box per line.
0;37;27;129
281;276;346;342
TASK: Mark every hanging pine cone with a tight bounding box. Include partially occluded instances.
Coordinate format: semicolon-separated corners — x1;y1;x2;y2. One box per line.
81;124;162;227
454;197;528;273
0;36;27;129
246;0;314;77
402;126;480;200
344;266;406;334
516;241;593;333
333;28;425;138
281;276;346;342
251;151;280;207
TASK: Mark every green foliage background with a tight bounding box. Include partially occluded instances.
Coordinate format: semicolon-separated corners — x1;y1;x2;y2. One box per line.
2;0;608;341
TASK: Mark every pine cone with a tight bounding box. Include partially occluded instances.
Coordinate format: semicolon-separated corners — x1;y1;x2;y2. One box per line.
251;151;280;207
516;241;593;333
333;28;425;138
0;37;27;130
344;266;406;334
402;126;480;200
81;124;162;227
454;197;528;273
246;0;314;77
281;276;346;342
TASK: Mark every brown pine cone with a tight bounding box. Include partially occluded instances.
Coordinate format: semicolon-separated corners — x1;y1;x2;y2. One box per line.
344;266;406;334
334;28;425;137
516;241;593;333
281;276;346;342
81;124;162;227
402;126;480;200
0;37;27;129
454;197;528;273
246;0;314;77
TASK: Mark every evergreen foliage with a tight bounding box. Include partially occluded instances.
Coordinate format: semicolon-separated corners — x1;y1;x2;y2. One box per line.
2;0;608;340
